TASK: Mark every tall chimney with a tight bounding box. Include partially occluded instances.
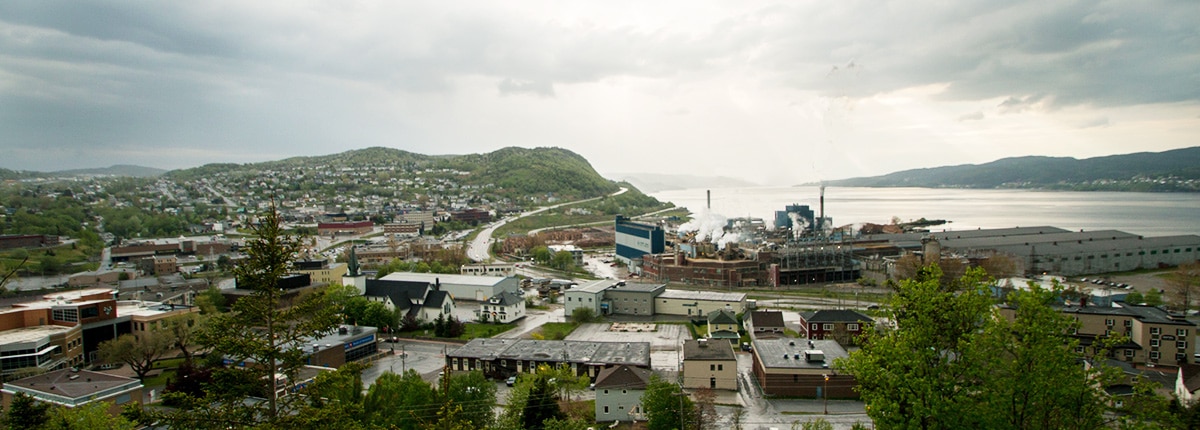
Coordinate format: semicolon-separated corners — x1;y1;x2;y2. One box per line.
819;185;826;231
707;190;711;210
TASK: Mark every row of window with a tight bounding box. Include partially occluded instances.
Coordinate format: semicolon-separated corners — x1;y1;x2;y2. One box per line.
809;323;860;331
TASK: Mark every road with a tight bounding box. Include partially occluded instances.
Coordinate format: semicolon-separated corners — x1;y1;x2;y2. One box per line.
467;187;627;262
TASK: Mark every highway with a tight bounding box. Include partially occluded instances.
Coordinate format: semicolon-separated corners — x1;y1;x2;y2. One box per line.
466;187;627;262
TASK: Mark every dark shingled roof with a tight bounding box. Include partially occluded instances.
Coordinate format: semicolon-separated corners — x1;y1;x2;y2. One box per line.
594;364;653;390
748;311;786;329
800;309;873;324
707;309;738;325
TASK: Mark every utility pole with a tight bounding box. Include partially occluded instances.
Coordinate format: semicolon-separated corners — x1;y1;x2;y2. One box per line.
823;374;830;415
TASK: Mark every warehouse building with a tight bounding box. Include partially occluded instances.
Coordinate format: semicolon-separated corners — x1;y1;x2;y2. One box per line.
751;338;856;398
446;339;651;380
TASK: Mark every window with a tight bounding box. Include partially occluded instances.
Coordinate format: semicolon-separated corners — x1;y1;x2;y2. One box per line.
1105;319;1114;327
603;389;609;394
622;389;627;394
710;364;715;371
1179;341;1188;349
811;323;818;330
1151;351;1160;360
1151;339;1160;347
1179;329;1189;337
1124;349;1134;357
1151;327;1161;335
1124;320;1132;328
717;364;723;371
848;324;859;331
823;324;834;330
604;406;609;414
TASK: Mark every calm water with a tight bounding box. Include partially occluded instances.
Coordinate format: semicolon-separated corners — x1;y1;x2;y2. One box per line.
650;186;1200;237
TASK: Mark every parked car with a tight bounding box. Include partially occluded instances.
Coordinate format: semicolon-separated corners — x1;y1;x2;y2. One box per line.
506;376;517;387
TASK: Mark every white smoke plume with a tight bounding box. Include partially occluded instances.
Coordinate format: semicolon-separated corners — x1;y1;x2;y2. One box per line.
789;212;809;240
678;209;728;245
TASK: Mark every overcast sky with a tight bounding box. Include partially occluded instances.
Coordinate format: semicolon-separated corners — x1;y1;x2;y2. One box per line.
2;1;1197;184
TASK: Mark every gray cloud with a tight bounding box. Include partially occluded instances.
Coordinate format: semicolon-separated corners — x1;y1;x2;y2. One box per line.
958;111;985;122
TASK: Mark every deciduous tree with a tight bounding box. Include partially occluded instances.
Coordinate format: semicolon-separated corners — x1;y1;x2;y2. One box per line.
97;331;173;380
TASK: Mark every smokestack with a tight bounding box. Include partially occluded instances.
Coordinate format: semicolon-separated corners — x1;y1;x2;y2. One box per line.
707;190;711;210
819;185;825;230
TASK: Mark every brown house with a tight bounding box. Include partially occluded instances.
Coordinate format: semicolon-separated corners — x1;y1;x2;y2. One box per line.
798;310;872;346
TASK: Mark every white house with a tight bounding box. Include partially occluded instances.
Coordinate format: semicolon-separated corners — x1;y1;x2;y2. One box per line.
477;290;526;323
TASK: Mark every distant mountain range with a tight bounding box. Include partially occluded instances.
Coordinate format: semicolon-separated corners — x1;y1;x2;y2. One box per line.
823;147;1200;192
0;164;166;180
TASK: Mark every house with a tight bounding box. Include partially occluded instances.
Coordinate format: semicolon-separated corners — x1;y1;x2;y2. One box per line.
478;290;526;323
364;279;454;324
1;369;142;415
706;309;740;343
750;338;856;398
376;272;520;302
799;309;872;345
594;365;652;423
745;310;787;339
1177;364;1200;404
1000;302;1198;367
682;338;737;390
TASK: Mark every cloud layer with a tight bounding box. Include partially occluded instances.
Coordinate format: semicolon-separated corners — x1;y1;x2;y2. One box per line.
1;0;1197;183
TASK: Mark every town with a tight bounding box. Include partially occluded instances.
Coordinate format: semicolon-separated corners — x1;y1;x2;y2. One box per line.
1;158;1200;430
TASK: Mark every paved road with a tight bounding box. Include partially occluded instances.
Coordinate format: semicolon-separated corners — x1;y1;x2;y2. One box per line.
467;188;628;262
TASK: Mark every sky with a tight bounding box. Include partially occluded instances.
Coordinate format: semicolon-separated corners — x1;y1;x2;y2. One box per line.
1;1;1198;185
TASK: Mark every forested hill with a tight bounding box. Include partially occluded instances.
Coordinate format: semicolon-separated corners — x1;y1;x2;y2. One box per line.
824;146;1200;191
166;146;621;199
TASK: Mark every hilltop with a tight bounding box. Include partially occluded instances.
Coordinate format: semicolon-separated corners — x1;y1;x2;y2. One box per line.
823;147;1200;192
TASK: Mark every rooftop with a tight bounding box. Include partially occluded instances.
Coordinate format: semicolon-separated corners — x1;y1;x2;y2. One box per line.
451;339;651;367
754;338;848;370
0;325;76;347
607;282;666;294
380;272;511;287
800;309;873;324
2;368;141;405
683;339;736;361
659;289;747;302
573;280;617;294
594;365;653;390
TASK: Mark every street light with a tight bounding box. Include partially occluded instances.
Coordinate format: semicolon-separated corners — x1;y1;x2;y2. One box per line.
823;374;830;415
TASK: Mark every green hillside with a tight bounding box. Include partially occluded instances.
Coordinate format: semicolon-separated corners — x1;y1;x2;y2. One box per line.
826;147;1200;191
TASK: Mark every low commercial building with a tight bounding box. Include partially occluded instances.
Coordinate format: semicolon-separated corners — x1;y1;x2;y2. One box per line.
564;280;616;317
302;325;379;368
293;259;349;285
1;369;142;415
0;234;59;250
68;269;137;287
682;339;737;390
460;263;516;277
604;282;664;316
317;221;374;236
446;339;651;380
1000;303;1198;368
548;244;584;267
751;338;856;398
656;289;747;318
594;365;652;423
383;222;421;237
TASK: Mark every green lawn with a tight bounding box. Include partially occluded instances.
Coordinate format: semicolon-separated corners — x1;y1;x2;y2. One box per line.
535;322;580;340
458;322;515;340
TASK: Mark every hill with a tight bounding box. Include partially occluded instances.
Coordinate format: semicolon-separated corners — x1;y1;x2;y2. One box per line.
0;165;166;179
824;147;1200;192
166;146;621;199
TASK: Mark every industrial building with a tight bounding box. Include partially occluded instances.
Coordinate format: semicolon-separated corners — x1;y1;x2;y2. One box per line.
446;339;652;380
563;280;747;318
656;290;747;318
564;280;615;316
615;215;665;270
863;227;1200;277
751;338;857;398
603;282;665;316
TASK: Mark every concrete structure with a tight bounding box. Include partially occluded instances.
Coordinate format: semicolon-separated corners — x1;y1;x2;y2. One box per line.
68;269;137;287
656;289;747;318
293;259;349;285
745;310;787;339
615;216;665;270
364;279;454;323
548;244;584;267
642;250;768;288
706;309;740;343
0;325;83;380
594;365;651;423
0;234;59;250
1;368;142;415
460;263;516;277
478;290;526;323
383;222;421;237
376;272;519;302
604;282;665;316
109;239;232;262
137;255;178;276
863;226;1200;277
449;208;491;225
799;310;873;346
1000;303;1198;368
751;338;856;398
564;280;615;317
682;339;737;390
446;339;651;380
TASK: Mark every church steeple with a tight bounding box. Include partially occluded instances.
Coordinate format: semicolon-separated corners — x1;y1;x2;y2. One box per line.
347;246;360;277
